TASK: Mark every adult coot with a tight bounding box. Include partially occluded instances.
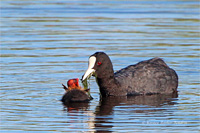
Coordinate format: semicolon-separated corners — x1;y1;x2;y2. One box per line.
61;78;92;103
82;52;178;97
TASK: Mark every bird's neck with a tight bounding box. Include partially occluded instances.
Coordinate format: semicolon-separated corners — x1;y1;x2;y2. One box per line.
96;77;115;96
96;74;120;97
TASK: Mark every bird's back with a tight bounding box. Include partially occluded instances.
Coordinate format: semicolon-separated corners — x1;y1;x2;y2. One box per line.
114;58;178;95
61;89;90;103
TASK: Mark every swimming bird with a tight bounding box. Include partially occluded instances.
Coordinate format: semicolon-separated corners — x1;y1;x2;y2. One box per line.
82;52;178;97
61;78;92;103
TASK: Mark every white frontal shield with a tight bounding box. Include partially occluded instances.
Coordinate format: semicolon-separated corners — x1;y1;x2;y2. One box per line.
82;56;96;81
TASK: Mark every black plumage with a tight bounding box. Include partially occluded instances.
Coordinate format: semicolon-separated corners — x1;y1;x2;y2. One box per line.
61;89;91;103
61;84;91;104
82;52;178;97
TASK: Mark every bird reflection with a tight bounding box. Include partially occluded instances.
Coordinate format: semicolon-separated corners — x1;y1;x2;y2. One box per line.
62;102;90;112
63;92;178;132
93;92;178;132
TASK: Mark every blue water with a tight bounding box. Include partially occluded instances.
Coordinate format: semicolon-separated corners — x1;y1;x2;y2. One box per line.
1;0;200;132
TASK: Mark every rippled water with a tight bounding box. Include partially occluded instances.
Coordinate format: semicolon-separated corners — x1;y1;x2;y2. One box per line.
1;0;200;132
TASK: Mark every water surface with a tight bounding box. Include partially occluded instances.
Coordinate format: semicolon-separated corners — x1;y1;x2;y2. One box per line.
1;0;200;132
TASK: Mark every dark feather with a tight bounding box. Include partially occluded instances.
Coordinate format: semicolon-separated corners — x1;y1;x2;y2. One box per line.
61;89;91;104
86;52;178;96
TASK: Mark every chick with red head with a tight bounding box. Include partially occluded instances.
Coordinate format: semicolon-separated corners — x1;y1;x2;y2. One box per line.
61;78;92;103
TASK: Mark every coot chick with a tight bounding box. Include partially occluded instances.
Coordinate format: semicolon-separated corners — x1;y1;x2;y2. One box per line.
61;78;92;104
82;52;178;97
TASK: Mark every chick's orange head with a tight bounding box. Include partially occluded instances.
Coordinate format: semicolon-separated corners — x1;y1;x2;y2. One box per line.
67;78;80;89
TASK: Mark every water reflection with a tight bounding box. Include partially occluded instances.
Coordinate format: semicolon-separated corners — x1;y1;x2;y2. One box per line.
96;92;178;115
63;92;178;132
63;102;90;112
93;93;178;132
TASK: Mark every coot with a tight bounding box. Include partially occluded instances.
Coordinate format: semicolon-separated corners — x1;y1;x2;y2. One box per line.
61;78;91;103
82;52;178;96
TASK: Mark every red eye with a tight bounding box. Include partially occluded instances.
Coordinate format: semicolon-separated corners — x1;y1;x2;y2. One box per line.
97;62;102;65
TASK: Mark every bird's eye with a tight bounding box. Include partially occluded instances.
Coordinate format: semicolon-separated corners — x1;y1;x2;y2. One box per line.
97;62;102;65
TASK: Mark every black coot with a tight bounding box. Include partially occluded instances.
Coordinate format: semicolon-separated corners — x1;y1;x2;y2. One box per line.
82;52;178;97
61;79;91;104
